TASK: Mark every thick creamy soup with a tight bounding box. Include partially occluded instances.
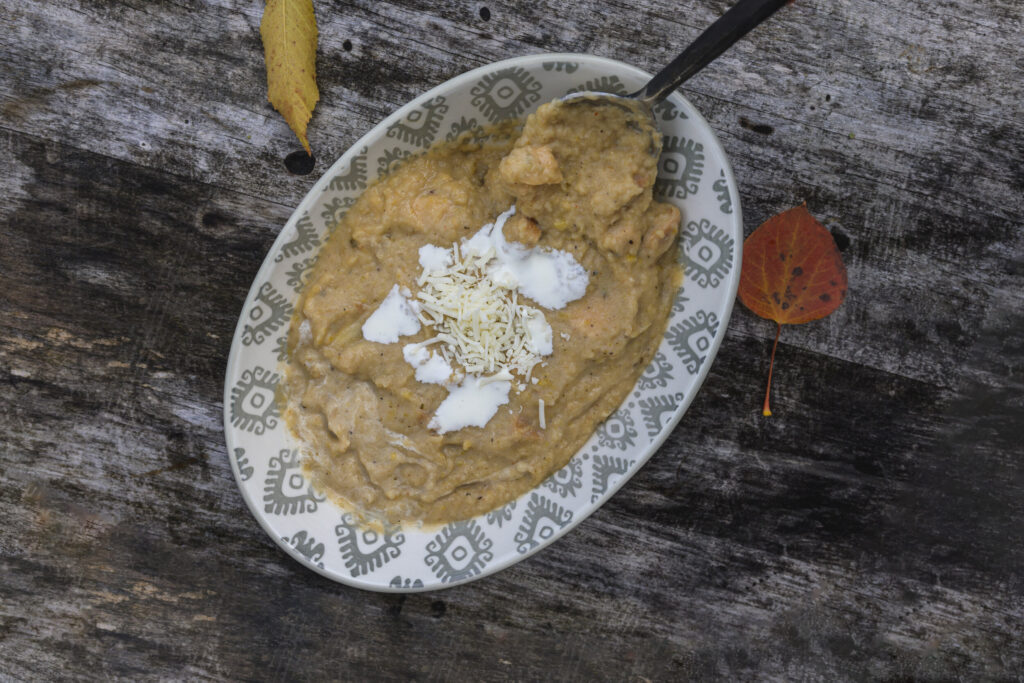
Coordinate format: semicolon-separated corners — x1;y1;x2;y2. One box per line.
283;99;682;525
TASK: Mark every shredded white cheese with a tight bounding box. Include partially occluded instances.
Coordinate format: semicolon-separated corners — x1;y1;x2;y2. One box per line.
538;398;546;429
414;207;565;381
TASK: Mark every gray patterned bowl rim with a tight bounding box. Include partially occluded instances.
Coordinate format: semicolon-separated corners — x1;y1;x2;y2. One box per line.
223;52;743;592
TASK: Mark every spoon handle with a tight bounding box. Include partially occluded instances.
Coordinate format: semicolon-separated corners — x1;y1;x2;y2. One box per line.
634;0;792;104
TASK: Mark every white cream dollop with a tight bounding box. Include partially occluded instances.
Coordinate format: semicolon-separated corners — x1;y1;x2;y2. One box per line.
418;244;453;272
428;375;512;434
361;284;421;344
523;309;553;356
461;206;589;310
402;343;454;385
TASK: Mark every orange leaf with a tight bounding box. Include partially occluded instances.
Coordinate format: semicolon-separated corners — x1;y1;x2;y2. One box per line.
738;204;848;415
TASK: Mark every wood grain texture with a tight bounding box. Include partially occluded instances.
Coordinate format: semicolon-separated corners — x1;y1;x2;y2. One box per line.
1;0;1022;679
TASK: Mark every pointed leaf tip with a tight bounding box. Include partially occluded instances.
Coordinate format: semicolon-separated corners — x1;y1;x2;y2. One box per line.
261;0;319;154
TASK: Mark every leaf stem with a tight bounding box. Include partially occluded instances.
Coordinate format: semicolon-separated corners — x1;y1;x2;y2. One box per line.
763;322;781;417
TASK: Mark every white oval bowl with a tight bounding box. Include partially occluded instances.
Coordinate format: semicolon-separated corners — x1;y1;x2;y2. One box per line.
223;53;742;592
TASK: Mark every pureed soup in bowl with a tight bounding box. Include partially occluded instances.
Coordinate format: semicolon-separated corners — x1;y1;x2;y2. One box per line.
283;99;681;526
224;54;742;590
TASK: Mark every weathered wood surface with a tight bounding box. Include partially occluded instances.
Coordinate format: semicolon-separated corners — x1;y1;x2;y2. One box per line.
2;0;1022;679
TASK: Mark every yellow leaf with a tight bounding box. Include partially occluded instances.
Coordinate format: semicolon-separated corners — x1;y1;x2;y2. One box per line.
260;0;319;154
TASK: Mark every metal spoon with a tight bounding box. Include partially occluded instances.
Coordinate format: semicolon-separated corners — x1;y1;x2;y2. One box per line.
563;0;792;117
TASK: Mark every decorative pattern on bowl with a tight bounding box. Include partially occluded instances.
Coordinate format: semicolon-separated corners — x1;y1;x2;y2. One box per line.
223;53;743;592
